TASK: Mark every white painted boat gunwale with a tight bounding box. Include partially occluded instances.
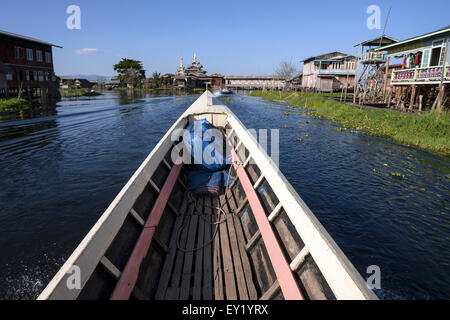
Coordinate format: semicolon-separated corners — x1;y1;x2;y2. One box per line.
38;114;188;300
224;105;377;300
38;91;377;300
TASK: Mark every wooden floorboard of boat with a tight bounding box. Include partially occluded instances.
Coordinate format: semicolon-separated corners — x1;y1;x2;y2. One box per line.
154;197;188;300
192;196;205;300
221;194;249;300
153;190;264;300
226;189;258;300
212;196;224;300
202;195;213;300
218;194;238;300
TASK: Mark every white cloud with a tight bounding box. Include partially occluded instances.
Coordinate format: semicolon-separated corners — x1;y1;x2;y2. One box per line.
75;48;102;55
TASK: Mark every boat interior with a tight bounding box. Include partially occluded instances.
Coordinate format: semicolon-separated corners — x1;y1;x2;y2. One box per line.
75;115;337;300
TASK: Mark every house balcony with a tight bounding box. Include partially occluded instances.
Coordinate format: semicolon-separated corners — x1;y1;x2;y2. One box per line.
314;69;356;76
361;52;387;64
391;64;450;85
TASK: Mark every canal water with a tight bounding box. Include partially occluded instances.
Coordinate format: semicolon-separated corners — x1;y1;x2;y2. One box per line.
0;91;448;299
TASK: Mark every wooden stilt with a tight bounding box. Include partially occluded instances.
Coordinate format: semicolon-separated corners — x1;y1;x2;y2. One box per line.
409;85;417;110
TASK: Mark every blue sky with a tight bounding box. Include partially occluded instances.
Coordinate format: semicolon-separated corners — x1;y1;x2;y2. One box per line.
1;0;449;77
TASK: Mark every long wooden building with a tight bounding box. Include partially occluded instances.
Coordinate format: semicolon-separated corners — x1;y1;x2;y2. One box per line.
0;29;62;100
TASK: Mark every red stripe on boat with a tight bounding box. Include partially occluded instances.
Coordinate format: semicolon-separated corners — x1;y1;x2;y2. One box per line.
230;147;304;300
110;157;183;300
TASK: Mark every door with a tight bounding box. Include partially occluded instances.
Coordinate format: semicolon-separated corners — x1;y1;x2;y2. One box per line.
429;47;442;66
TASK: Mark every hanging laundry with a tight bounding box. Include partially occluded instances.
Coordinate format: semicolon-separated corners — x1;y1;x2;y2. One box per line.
415;52;422;67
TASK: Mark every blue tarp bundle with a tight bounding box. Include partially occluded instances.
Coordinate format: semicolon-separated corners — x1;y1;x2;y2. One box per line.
184;119;233;195
186;170;233;195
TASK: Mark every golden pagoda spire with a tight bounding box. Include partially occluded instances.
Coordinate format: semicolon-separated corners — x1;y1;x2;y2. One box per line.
179;56;183;68
193;52;197;63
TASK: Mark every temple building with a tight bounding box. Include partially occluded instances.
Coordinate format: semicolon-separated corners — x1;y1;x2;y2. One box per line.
174;54;222;89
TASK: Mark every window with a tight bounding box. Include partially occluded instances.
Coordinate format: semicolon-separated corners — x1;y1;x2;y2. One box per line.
36;50;43;62
26;48;34;61
33;71;38;81
430;47;442;66
14;46;24;59
16;70;24;81
421;49;430;68
38;71;44;81
26;70;30;81
6;71;13;81
45;52;52;63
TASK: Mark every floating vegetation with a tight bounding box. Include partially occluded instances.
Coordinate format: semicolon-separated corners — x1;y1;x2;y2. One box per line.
284;111;290;116
218;97;232;103
349;130;358;134
391;172;405;179
304;134;309;137
296;138;303;142
334;127;346;132
383;163;389;167
251;91;450;156
372;168;378;173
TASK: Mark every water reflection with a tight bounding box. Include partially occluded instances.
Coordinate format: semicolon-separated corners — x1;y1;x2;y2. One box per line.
0;91;448;300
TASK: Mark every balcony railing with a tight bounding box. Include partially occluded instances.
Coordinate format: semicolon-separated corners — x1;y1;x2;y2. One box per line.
315;69;356;76
361;52;387;63
391;64;450;83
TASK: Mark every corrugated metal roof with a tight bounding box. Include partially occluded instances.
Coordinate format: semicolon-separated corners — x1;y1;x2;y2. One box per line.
354;35;398;47
0;30;62;48
375;25;450;52
300;51;349;63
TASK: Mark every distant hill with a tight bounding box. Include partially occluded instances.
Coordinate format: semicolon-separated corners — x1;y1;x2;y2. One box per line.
58;75;115;82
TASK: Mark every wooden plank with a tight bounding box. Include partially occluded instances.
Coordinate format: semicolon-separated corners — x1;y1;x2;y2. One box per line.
245;230;261;251
154;196;188;300
212;196;224;300
129;208;145;226
170;202;195;291
154;216;184;299
221;194;249;300
100;256;121;279
290;246;310;272
225;189;258;300
192;197;205;300
229;147;303;300
218;194;238;300
202;195;213;300
179;198;200;299
165;287;180;300
268;203;283;222
110;158;183;300
260;280;280;300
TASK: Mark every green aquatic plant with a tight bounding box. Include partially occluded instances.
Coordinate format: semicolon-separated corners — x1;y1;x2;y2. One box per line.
251;90;450;156
391;171;405;179
0;98;30;112
296;138;303;142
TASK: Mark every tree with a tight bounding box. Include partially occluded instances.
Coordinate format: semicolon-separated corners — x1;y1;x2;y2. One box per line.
152;72;161;87
113;58;146;88
274;60;298;81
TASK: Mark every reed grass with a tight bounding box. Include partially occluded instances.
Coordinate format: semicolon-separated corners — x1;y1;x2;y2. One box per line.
252;91;450;156
0;98;30;112
60;89;102;97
